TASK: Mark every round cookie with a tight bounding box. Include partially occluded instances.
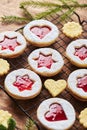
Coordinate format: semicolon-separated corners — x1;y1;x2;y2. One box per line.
23;19;59;47
67;69;87;101
0;58;10;76
37;98;76;130
0;31;27;58
66;39;87;67
28;48;64;77
4;68;42;100
62;21;83;38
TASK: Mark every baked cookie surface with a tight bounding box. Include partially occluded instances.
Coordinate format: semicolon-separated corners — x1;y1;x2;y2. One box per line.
23;19;59;47
37;98;76;130
62;21;83;38
4;68;42;99
0;58;10;76
67;69;87;101
66;39;87;67
0;31;27;58
28;48;64;77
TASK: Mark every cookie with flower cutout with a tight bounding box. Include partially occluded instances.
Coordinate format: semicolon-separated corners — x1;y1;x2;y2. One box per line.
37;98;76;130
28;48;64;77
62;21;83;38
0;58;10;76
4;68;42;99
44;79;67;97
0;31;27;58
66;39;87;67
79;108;87;128
23;19;59;47
67;69;87;101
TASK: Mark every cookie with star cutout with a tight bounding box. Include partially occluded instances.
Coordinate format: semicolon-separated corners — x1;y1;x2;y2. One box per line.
0;31;27;58
37;98;76;130
28;48;64;77
4;68;42;100
23;19;59;47
66;39;87;67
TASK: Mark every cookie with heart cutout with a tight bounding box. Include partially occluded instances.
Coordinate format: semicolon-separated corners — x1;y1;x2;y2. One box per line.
44;79;67;97
0;31;27;58
66;39;87;67
37;98;76;130
28;48;64;77
67;69;87;101
23;19;59;47
4;68;42;100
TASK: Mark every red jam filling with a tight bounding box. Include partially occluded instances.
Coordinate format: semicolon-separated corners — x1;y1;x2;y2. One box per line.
30;26;51;39
45;103;67;122
77;75;87;92
0;36;20;51
13;75;34;91
37;54;55;69
74;46;87;60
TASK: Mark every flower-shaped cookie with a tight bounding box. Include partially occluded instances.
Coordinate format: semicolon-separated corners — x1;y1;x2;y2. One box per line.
79;108;87;128
28;48;64;77
0;31;27;58
67;69;87;101
4;68;42;99
66;39;87;67
37;98;76;130
62;21;83;38
0;58;10;76
23;19;59;47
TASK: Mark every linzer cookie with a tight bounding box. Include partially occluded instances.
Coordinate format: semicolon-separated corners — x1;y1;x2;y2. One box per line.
37;98;76;130
67;69;87;101
66;39;87;67
28;48;64;77
23;19;59;47
0;58;10;76
44;79;66;97
4;68;42;100
79;108;87;128
62;21;83;38
0;31;27;58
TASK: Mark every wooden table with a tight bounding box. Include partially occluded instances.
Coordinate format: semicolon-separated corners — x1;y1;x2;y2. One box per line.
0;0;87;130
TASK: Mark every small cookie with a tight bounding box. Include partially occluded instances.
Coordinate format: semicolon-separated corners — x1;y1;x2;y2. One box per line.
66;39;87;67
0;109;16;130
62;21;83;38
4;68;42;100
44;79;66;97
67;69;87;101
28;48;64;77
37;98;76;130
0;58;10;76
23;19;59;47
79;108;87;128
0;31;27;58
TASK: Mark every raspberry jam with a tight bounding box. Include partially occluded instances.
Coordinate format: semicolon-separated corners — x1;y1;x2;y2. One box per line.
30;26;51;39
0;36;20;51
13;75;34;91
45;103;67;122
74;46;87;60
77;75;87;92
37;54;55;69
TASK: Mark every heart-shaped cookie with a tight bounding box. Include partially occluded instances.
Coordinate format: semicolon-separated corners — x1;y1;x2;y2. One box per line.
44;79;66;97
30;26;51;39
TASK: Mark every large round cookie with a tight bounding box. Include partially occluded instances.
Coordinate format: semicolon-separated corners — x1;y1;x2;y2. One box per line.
28;48;64;77
37;98;76;130
0;31;27;58
66;39;87;67
67;69;87;101
4;68;42;100
23;19;59;47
